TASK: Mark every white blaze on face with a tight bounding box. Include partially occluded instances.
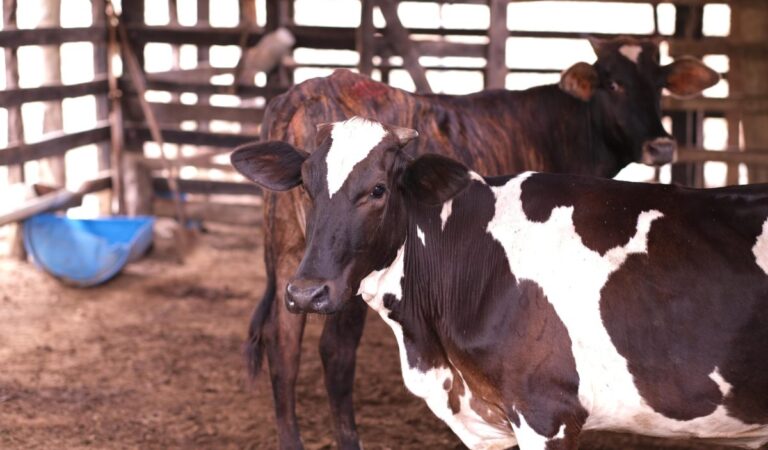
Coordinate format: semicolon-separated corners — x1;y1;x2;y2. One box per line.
619;44;643;64
752;217;768;275
325;117;388;198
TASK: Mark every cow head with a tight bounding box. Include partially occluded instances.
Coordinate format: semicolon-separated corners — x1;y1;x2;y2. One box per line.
559;37;719;166
232;117;459;314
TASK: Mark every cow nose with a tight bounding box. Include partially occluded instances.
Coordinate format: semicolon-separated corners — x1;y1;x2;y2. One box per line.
642;138;677;166
286;281;331;313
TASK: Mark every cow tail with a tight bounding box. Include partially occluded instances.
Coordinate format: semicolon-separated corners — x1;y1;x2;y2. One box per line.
244;255;275;378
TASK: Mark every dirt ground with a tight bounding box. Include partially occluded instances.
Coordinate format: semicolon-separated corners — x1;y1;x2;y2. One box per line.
0;222;759;450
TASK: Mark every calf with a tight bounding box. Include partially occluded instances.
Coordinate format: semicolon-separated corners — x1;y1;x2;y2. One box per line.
234;117;768;450
250;37;720;449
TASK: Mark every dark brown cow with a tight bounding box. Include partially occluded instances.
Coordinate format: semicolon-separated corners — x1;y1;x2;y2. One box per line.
233;116;768;450
246;38;719;449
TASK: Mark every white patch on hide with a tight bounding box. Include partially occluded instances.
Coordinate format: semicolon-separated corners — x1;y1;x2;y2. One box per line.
469;171;486;184
619;44;643;64
752;218;768;275
440;199;453;231
512;413;550;450
486;172;768;448
325;117;387;198
417;226;426;247
710;368;733;398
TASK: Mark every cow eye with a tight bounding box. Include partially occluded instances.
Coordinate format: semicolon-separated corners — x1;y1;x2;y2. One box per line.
608;80;623;93
370;184;386;199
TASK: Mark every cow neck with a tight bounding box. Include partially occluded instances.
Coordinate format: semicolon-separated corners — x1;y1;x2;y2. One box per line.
395;177;514;365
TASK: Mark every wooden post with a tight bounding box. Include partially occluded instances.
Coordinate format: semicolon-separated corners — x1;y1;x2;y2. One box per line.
93;0;112;213
733;0;768;183
120;0;144;67
3;0;24;185
106;0;126;214
109;2;188;262
670;3;705;187
357;0;375;76
36;0;66;187
231;0;258;88
265;0;294;93
3;0;27;260
197;0;210;133
725;6;742;186
168;0;181;105
486;0;508;89
375;0;432;93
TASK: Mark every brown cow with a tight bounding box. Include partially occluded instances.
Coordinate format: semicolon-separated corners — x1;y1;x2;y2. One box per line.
244;37;719;449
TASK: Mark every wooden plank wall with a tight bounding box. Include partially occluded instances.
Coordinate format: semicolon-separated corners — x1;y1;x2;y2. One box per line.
1;0;768;199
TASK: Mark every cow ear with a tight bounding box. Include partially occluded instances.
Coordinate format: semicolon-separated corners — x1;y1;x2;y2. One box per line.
663;56;720;98
231;141;308;191
315;122;334;147
560;62;598;101
400;154;471;206
587;36;606;55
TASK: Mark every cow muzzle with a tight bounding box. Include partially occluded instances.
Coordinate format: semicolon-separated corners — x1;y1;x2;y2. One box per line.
641;137;677;166
285;279;337;314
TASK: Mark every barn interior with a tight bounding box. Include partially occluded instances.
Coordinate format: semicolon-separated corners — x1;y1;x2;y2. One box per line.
1;0;767;448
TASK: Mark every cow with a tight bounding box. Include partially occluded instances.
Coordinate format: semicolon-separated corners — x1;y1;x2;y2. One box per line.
233;116;768;450
247;37;720;449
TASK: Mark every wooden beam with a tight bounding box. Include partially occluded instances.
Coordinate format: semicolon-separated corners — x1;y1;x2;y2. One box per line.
0;78;109;107
0;26;105;47
0;125;111;166
0;173;112;227
676;147;768;166
106;0;126;214
376;0;432;93
125;125;258;148
486;0;508;89
154;198;262;227
123;98;265;125
124;75;284;98
153;177;262;196
118;24;726;49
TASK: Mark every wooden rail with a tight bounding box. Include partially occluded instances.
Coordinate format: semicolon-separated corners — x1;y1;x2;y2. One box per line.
0;26;106;47
153;177;262;196
0;77;108;107
0;124;110;165
124;124;258;148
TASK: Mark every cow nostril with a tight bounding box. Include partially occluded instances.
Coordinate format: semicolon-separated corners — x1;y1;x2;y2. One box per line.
310;285;329;302
286;282;330;311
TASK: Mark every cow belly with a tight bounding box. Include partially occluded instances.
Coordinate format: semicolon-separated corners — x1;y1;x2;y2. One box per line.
577;349;768;448
381;314;518;450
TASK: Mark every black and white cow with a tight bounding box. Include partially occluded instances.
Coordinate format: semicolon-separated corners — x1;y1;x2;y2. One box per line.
232;117;768;450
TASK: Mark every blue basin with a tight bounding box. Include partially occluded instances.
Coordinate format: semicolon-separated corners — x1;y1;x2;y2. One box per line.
23;214;155;287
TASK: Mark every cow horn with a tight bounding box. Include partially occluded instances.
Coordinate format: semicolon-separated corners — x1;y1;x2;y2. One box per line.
391;126;419;146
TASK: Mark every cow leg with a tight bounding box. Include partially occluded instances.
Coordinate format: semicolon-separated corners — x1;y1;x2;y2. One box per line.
264;282;307;450
262;190;309;450
319;295;368;450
